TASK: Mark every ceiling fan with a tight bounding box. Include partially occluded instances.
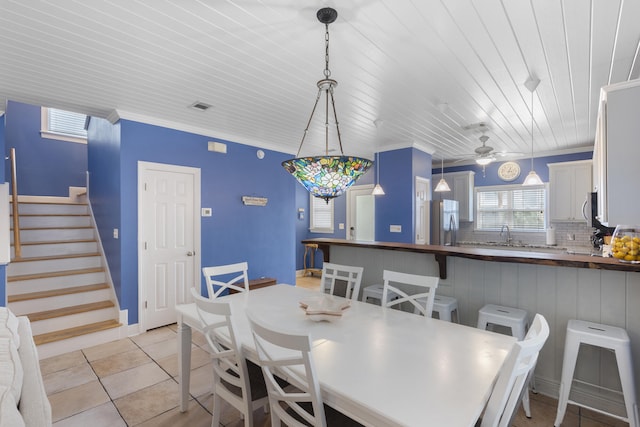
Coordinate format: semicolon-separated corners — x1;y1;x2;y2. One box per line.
455;123;523;176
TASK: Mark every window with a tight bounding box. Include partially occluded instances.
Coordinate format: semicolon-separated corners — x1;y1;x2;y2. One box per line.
475;184;546;231
41;107;88;143
309;195;334;233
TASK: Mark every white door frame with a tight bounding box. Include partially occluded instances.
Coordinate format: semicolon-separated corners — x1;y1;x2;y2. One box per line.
415;176;431;244
346;184;375;241
137;161;201;332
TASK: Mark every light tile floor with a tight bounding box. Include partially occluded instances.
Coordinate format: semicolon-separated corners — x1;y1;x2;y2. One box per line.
41;276;628;426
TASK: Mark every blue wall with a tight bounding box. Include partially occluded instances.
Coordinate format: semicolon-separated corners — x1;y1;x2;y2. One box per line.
375;148;432;243
4;101;87;196
440;151;593;186
88;118;297;324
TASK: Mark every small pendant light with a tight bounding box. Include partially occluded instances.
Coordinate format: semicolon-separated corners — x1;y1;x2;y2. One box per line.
522;77;543;186
372;152;385;195
434;157;451;192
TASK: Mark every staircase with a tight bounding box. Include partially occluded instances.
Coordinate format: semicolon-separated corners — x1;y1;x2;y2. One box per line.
7;195;123;359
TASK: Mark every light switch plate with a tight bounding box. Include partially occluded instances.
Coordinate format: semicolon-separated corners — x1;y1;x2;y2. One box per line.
202;208;212;217
390;225;402;233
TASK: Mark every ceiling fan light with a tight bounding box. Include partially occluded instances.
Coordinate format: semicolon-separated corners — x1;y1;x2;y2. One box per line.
522;170;543;186
475;157;494;166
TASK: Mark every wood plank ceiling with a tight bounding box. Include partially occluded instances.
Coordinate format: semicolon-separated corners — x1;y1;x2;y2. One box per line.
0;0;638;162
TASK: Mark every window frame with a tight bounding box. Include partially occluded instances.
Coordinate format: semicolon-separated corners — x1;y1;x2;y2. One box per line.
41;107;88;144
474;183;548;233
309;195;334;233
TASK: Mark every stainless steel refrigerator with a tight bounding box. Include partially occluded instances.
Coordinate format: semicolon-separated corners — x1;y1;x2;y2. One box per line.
431;199;459;246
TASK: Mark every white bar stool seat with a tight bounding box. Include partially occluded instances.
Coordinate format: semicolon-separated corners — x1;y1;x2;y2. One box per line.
362;283;398;305
477;304;532;417
554;320;639;427
415;295;460;323
477;304;528;340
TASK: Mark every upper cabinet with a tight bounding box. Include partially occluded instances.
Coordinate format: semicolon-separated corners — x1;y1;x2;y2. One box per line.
548;160;592;222
594;80;640;226
433;171;475;222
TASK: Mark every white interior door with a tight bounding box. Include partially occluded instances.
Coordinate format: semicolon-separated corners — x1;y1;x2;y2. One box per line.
347;184;375;241
139;161;201;331
415;177;430;244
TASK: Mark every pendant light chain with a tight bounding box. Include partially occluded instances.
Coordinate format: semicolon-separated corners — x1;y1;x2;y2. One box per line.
282;7;372;202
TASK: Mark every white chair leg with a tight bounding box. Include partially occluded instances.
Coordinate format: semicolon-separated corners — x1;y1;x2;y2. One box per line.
554;334;579;427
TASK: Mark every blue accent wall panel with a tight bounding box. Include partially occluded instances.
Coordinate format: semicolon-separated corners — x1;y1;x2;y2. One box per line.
376;148;414;242
109;120;296;323
87;117;123;304
4;101;87;196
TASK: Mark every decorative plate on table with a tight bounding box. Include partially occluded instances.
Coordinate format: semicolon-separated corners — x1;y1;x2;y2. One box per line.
299;296;351;322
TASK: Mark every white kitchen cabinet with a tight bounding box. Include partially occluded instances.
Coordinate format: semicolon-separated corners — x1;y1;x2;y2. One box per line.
594;80;640;226
433;171;475;222
548;160;592;222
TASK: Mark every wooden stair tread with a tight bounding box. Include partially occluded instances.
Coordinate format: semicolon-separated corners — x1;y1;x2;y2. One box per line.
11;213;90;217
26;300;115;322
12;226;93;230
8;267;104;282
10;252;100;263
11;201;87;206
34;319;121;346
8;283;110;303
13;239;97;246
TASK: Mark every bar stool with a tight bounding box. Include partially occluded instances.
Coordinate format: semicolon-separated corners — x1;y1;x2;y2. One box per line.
477;304;528;340
416;295;460;323
361;284;398;306
303;243;322;277
554;320;639;427
477;304;532;417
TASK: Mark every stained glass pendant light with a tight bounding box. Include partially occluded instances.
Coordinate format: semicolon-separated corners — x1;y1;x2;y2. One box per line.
282;7;372;203
522;76;543;186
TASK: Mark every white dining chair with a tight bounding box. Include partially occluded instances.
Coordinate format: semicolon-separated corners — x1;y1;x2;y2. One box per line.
202;262;250;299
320;262;364;300
247;314;363;427
191;288;269;427
382;270;439;318
479;313;550;427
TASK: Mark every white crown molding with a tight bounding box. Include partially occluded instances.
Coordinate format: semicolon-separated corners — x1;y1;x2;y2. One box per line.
112;109;294;155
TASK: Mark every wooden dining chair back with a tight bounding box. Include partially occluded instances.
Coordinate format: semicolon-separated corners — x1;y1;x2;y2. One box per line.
382;270;439;318
191;288;268;427
321;262;364;300
248;314;326;427
480;313;550;427
202;261;250;299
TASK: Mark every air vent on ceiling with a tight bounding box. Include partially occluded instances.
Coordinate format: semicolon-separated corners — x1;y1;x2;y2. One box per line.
189;101;212;111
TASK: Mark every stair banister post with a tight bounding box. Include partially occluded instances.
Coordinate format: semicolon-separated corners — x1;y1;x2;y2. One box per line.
10;148;21;259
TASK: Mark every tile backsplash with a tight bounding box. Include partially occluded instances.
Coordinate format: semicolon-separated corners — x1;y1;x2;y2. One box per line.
457;220;594;249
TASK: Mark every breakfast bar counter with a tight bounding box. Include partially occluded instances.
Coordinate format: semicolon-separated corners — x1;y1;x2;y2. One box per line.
302;238;640;417
302;238;640;279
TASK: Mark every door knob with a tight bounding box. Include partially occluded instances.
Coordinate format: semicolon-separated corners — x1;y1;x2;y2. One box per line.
187;251;194;256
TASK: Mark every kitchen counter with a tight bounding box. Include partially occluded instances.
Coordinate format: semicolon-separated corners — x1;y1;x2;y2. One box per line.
302;238;640;280
304;237;640;410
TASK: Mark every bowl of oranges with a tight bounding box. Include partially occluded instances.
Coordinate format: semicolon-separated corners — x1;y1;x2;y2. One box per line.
610;225;640;263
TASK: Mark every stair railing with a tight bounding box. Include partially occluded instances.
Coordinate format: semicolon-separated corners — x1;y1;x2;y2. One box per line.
10;148;21;259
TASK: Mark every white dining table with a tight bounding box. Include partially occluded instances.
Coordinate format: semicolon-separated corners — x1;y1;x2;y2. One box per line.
176;284;516;427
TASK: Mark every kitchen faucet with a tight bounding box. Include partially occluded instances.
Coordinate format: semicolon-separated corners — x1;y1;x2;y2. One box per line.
500;224;512;244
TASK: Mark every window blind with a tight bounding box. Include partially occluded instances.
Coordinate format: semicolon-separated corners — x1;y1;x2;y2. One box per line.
310;196;334;233
47;108;87;138
476;186;546;231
